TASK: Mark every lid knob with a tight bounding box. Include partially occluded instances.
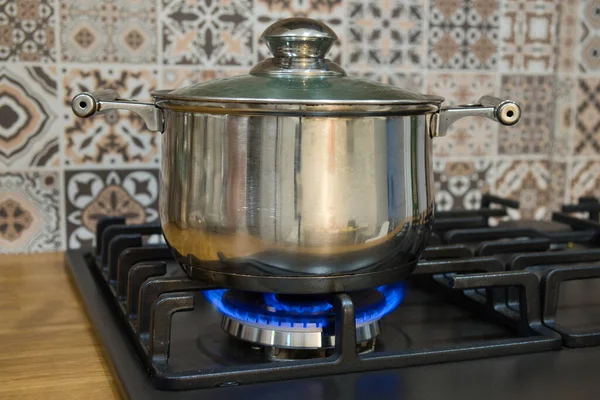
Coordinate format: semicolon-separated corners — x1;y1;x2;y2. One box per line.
261;17;337;59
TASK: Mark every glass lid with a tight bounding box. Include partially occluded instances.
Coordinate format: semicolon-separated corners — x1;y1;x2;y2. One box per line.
154;18;444;106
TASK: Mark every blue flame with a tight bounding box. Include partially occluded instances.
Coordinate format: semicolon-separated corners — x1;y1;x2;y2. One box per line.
203;283;405;329
263;293;333;314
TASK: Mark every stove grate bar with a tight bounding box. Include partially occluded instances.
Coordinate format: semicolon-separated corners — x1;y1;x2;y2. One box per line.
553;212;600;232
106;234;143;286
542;265;600;348
562;197;600;221
510;249;600;271
116;245;173;298
126;261;167;317
476;237;551;256
433;216;488;230
444;227;547;244
149;293;195;366
432;195;520;234
415;256;505;275
420;245;473;260
98;223;162;268
481;194;520;210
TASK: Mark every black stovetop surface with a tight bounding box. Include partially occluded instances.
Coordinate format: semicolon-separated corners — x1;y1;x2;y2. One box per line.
66;247;600;400
64;195;600;399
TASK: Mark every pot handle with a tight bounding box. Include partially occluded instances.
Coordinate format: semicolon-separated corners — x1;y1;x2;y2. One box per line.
431;95;521;137
71;89;163;132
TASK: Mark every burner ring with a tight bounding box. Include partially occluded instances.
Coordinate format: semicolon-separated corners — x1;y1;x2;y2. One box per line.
204;283;405;330
221;315;381;349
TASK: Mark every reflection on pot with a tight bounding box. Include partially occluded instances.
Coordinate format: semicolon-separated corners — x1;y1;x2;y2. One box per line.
160;110;434;282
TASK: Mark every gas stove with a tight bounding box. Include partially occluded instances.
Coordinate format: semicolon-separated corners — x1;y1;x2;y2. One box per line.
66;194;600;399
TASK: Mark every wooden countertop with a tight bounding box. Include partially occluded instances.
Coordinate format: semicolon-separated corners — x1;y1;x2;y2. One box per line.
0;252;120;399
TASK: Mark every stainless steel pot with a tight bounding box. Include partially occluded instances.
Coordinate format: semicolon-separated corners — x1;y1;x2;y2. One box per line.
71;18;521;294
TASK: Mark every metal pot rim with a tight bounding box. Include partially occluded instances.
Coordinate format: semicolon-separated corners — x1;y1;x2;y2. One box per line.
151;89;445;108
153;95;442;117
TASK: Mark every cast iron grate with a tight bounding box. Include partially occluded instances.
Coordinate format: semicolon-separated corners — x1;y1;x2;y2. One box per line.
534;197;600;348
66;194;580;391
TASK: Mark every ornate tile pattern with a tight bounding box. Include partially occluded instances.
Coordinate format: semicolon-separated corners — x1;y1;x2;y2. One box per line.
347;0;425;69
549;159;568;212
575;77;600;156
569;160;600;202
65;169;160;249
0;171;62;253
500;0;558;73
428;0;500;70
60;0;157;64
62;67;160;166
433;159;493;211
346;70;425;93
557;0;579;72
162;68;247;89
498;75;554;155
0;65;60;169
553;76;575;158
428;73;498;157
255;0;345;63
495;158;555;220
161;0;254;66
0;0;56;62
579;0;600;71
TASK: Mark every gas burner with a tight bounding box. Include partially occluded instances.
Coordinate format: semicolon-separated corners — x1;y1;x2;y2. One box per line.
204;284;405;358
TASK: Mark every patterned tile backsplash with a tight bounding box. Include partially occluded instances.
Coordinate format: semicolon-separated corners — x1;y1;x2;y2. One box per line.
64;168;159;249
1;0;56;62
0;64;60;167
348;0;425;69
500;0;558;73
428;0;500;70
0;0;596;253
60;0;158;64
62;67;160;165
498;74;554;155
428;72;498;156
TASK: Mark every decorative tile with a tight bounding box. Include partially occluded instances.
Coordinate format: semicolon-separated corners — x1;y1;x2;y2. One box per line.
557;0;579;72
162;68;247;90
60;1;157;63
0;0;56;62
549;159;568;212
62;67;160;166
495;158;554;220
433;158;493;211
0;171;62;253
575;77;600;156
579;0;600;71
65;169;159;249
347;0;425;69
569;160;600;203
428;0;500;70
498;75;554;155
161;0;254;66
428;72;498;157
0;65;60;169
255;0;345;63
346;70;424;93
500;0;558;72
552;76;575;158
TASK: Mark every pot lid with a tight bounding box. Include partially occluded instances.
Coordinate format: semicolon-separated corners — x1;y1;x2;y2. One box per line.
154;18;444;106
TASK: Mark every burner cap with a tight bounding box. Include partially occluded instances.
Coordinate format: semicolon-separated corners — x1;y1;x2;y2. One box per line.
203;283;405;350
